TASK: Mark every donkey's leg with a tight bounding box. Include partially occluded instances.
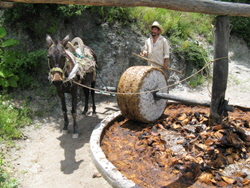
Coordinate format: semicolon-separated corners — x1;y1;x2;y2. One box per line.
82;87;89;116
71;86;78;139
58;91;69;134
91;81;96;117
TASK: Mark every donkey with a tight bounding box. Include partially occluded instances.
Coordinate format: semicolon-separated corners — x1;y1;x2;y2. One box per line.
46;35;97;138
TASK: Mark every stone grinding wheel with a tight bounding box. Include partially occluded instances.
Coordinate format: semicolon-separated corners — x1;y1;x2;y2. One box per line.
117;66;168;123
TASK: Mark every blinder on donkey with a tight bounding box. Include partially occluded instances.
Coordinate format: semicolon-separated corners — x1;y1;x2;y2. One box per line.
46;35;97;138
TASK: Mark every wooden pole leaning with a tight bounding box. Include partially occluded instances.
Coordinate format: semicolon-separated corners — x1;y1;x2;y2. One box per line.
132;53;183;74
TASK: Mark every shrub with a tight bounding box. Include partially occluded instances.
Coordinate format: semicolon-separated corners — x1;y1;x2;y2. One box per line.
188;73;206;88
0;27;47;90
0;94;31;141
0;27;19;91
220;0;250;46
3;4;134;37
171;36;209;73
0;157;18;188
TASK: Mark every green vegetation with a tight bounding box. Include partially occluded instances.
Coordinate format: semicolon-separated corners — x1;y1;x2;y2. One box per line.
0;95;31;141
0;156;18;188
3;4;133;37
188;74;206;88
0;27;34;187
231;16;250;46
130;8;214;40
0;26;46;90
220;0;250;46
0;94;31;188
91;6;133;23
0;27;19;91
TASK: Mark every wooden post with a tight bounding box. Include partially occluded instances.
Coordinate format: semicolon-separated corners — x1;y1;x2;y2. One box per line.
209;16;230;125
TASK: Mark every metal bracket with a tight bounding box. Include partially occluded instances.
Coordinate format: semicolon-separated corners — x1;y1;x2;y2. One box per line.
218;99;234;116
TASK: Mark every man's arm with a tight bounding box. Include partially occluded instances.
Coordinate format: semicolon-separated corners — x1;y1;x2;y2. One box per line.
140;39;149;57
163;38;170;70
164;58;169;70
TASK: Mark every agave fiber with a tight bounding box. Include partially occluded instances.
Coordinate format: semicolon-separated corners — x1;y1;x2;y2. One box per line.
117;66;168;123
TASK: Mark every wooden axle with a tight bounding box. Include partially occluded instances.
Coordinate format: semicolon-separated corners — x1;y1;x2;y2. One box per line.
154;92;234;113
154;92;210;107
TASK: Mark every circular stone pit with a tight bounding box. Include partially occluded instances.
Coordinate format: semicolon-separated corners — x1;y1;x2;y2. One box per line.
90;111;140;188
90;103;250;188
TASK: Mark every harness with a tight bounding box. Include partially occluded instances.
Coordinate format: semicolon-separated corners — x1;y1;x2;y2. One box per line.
48;44;70;81
48;39;97;82
49;67;65;78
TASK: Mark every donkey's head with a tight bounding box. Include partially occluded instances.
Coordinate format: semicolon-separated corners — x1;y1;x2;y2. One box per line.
46;35;69;86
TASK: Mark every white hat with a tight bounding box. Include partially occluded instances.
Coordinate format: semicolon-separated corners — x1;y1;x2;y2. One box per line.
150;21;164;33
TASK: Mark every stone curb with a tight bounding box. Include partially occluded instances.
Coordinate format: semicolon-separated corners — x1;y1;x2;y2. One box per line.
90;111;140;188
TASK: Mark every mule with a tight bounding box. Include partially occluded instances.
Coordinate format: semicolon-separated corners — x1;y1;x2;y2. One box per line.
46;35;97;138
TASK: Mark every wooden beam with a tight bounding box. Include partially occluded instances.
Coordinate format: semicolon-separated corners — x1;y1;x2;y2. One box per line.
209;16;230;125
0;1;14;8
4;0;250;17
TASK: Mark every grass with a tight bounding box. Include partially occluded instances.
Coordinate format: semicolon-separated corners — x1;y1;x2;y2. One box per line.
130;7;214;40
0;95;31;141
188;73;206;88
0;153;18;188
0;94;32;188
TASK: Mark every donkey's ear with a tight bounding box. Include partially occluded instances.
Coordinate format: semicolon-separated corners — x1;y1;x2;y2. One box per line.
46;34;54;48
61;35;70;47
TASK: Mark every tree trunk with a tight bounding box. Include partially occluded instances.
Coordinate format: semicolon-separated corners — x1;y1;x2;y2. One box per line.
4;0;250;17
209;16;230;125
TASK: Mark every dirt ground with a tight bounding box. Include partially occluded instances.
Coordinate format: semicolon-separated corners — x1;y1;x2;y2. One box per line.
6;94;118;188
4;59;250;188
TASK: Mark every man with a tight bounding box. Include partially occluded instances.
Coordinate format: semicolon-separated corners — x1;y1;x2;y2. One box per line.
140;21;170;70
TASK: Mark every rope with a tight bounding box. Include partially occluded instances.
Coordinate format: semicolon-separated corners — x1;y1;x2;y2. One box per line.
72;57;228;96
73;52;84;59
96;70;109;91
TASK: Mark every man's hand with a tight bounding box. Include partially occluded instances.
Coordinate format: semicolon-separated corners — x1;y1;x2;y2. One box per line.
140;51;147;57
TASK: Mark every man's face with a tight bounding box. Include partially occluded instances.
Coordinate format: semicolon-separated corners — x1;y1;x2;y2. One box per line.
151;27;161;36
